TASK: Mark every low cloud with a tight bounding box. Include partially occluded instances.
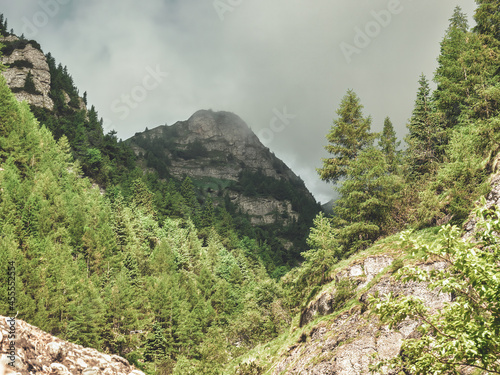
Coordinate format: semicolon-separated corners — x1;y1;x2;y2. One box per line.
1;0;477;202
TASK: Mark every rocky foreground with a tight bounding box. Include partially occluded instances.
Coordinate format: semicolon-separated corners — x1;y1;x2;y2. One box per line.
0;317;145;375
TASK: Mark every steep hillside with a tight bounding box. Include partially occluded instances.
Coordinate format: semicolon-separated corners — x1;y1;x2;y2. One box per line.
127;110;320;260
0;32;320;266
2;2;500;374
0;67;295;374
226;174;500;374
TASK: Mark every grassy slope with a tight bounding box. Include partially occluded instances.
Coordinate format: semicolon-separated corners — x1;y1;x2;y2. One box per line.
223;226;443;374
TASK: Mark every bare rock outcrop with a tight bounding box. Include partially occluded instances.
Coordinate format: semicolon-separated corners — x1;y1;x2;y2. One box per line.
464;173;500;238
279;258;452;375
0;316;144;375
1;37;54;111
128;110;316;227
231;193;299;225
300;256;394;327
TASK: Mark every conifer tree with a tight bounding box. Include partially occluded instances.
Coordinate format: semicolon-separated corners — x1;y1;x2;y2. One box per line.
200;197;215;228
144;322;168;362
473;0;500;41
132;178;155;217
406;74;443;175
301;213;341;285
124;252;140;287
334;147;402;252
434;6;470;127
378;117;400;171
318;90;374;184
23;71;39;95
180;177;200;223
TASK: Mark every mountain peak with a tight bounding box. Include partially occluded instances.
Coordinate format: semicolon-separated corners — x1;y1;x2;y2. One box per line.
127;109;318;227
183;109;257;144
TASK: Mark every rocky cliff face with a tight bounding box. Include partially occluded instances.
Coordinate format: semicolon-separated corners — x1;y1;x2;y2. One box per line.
0;316;144;375
130;110;303;182
272;255;454;375
265;175;500;375
128;110;317;226
0;36;54;111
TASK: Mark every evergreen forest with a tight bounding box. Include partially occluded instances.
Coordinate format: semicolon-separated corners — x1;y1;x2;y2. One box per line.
1;1;500;374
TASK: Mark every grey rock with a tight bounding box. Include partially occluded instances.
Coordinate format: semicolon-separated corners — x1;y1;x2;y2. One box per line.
50;363;71;375
1;43;54;110
0;316;144;375
82;367;99;375
283;257;453;374
128;110;316;228
46;341;64;361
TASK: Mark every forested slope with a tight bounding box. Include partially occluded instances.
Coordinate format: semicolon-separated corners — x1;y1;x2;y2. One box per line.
0;62;292;373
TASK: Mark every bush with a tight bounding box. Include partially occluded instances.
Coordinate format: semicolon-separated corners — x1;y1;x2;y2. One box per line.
370;200;500;374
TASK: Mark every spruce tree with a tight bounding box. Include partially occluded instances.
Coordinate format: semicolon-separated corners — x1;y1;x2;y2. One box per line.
200;197;215;228
378;117;400;171
317;90;374;184
132;178;155;217
434;6;469;127
473;0;500;41
301;213;341;285
406;74;443;175
144;322;168;362
180;177;200;223
23;71;39;95
334;147;402;253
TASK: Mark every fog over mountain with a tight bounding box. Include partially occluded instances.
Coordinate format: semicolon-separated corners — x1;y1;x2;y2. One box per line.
1;0;477;203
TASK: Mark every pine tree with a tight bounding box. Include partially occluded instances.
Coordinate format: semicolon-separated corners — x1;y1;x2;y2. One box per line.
317;90;374;184
334;147;402;252
378;117;400;171
406;74;444;175
23;71;39;95
433;6;470;127
200;197;215;228
0;14;7;36
180;177;200;223
144;322;168;362
301;213;341;285
132;178;155;217
124;252;140;287
473;0;500;41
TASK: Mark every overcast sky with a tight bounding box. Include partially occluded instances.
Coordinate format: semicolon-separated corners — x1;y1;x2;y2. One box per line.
1;0;478;203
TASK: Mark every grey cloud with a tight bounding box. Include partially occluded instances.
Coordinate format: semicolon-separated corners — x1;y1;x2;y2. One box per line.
1;0;477;203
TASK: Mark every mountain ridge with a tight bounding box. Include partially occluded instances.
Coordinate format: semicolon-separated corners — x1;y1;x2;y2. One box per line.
127;109;320;255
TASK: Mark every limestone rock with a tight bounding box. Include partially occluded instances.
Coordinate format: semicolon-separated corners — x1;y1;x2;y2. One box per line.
464;173;500;239
127;110;316;226
1;38;54;111
300;256;395;327
0;316;145;375
286;257;454;374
